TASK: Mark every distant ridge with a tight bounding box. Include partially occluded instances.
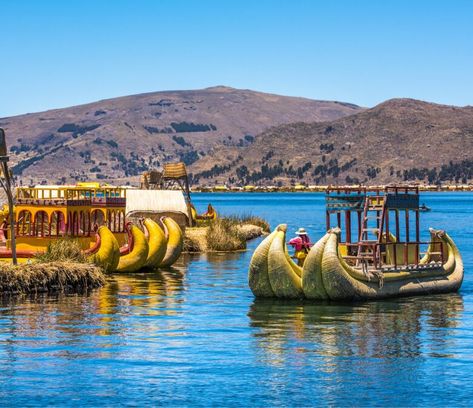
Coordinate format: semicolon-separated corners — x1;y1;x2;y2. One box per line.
0;86;362;184
189;98;473;185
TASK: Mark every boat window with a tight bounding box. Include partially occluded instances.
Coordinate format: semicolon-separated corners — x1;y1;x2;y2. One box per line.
34;211;49;237
16;210;32;236
91;209;105;228
117;210;125;232
109;210;117;232
68;211;79;236
50;211;66;236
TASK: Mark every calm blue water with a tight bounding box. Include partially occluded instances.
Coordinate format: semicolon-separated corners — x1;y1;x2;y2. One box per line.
0;193;472;406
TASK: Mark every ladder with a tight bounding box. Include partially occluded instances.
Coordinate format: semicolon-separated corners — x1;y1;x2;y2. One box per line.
356;193;386;267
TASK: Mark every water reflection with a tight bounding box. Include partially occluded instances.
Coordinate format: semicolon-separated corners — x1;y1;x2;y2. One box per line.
0;269;186;344
93;269;186;335
181;251;246;265
248;295;464;363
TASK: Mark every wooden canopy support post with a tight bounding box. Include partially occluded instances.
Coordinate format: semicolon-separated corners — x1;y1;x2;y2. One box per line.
404;209;410;265
345;210;351;244
161;162;193;226
395;210;400;241
0;129;17;265
415;209;420;263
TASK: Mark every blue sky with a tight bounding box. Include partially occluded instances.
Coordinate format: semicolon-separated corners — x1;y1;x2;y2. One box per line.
1;0;472;117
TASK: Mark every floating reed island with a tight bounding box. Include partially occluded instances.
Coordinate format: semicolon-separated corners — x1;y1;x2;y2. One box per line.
0;240;105;296
0;262;105;296
184;216;270;253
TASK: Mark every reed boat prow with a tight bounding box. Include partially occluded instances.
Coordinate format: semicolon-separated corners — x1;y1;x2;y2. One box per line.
159;216;184;268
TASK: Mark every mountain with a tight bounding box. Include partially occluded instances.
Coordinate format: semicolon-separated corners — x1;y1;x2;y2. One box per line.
189;98;473;185
0;86;363;185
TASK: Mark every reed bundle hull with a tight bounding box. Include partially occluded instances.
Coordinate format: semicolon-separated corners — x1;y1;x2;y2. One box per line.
249;226;463;301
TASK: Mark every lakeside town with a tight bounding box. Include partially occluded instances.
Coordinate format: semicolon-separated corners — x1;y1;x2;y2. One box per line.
191;183;473;192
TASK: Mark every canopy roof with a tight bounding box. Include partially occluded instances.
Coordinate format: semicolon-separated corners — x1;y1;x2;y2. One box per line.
125;189;188;216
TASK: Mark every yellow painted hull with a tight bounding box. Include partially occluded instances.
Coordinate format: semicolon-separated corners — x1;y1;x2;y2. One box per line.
116;225;149;273
159;217;184;268
143;218;167;269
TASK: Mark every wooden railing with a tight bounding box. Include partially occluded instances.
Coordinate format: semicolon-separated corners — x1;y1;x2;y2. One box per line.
16;186;127;202
342;240;445;269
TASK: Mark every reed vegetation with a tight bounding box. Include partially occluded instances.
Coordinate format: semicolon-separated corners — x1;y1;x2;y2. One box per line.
206;217;247;251
238;215;270;233
0;262;105;296
195;214;270;232
0;239;105;296
36;239;87;263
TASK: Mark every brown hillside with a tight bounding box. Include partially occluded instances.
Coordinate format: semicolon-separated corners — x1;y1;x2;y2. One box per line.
190;99;473;185
0;86;362;185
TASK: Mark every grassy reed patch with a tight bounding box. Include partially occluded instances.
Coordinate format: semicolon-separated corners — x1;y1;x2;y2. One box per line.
195;214;269;232
36;239;87;263
0;262;105;296
206;218;246;251
238;215;270;232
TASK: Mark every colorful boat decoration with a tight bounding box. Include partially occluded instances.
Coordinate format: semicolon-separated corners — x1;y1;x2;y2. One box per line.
249;186;463;301
0;184;183;271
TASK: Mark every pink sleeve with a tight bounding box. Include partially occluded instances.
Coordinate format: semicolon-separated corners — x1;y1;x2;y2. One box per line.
288;237;300;245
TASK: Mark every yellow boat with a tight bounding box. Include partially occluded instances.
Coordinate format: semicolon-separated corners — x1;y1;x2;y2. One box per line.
249;186;463;301
0;185;127;262
0;185;186;271
116;223;149;272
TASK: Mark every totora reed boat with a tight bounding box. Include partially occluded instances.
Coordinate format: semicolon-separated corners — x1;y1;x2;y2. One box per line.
0;184;183;271
249;186;463;301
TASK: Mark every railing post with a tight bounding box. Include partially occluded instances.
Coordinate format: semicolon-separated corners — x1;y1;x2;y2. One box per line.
415;210;420;264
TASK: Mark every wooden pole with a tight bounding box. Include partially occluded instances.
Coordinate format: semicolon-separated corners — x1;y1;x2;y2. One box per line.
415;209;420;263
357;210;362;240
1;161;17;265
395;210;400;241
345;210;351;244
405;209;410;265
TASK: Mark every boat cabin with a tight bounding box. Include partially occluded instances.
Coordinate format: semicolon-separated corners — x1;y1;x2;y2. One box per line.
1;185;128;253
325;186;445;271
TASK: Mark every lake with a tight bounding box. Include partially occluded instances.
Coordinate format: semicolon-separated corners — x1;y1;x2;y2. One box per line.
0;193;472;406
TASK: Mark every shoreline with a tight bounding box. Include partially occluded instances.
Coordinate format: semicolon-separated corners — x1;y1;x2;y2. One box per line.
190;188;473;193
